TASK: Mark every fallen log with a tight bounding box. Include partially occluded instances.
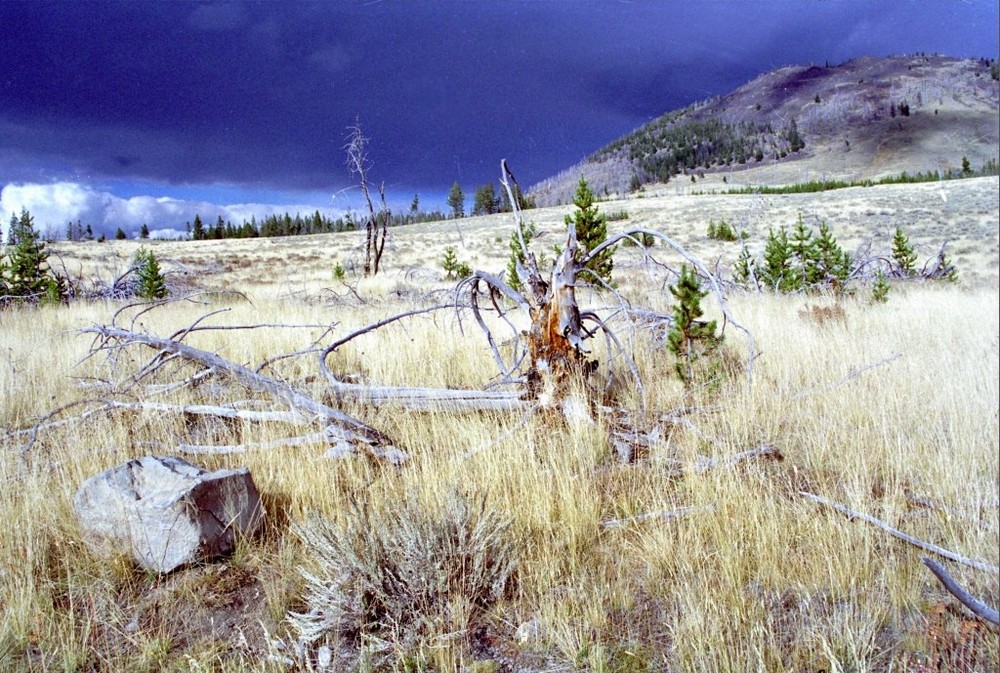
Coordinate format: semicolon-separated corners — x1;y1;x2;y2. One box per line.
82;324;402;460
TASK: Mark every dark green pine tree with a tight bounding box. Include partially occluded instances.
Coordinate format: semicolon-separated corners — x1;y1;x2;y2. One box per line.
6;212;18;246
667;264;721;384
472;183;498;215
192;214;205;241
760;227;793;291
140;223;150;239
786;118;805;152
813;221;850;287
499;182;533;212
566;176;614;286
447;182;465;218
115;227;127;240
788;214;818;289
7;208;58;301
134;248;168;299
891;227;917;276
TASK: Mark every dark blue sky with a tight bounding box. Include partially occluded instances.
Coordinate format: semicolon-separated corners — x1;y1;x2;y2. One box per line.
1;1;998;235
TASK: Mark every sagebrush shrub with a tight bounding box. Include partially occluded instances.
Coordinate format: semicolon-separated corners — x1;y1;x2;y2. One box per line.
288;490;518;656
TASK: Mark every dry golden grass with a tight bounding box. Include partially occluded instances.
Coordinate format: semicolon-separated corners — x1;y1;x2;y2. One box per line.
1;178;997;671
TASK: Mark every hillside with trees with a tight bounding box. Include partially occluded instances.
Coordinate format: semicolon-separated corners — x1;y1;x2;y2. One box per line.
530;54;1000;204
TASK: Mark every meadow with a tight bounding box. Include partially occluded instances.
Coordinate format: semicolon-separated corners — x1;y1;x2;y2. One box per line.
1;176;997;672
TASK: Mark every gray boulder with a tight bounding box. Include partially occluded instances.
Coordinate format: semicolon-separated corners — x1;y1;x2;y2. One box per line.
73;455;264;573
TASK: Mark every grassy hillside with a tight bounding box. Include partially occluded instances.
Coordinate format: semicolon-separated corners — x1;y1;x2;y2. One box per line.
1;178;998;671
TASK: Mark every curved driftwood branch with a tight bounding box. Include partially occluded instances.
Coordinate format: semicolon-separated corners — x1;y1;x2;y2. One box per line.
461;271;531;380
801;491;999;574
922;557;1000;625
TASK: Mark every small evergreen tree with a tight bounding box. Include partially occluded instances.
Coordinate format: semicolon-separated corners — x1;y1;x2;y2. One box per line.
667;265;722;385
447;182;465;218
140;223;150;239
7;208;59;302
133;247;168;299
788;214;818;288
759;228;793;291
707;218;738;242
813;221;850;288
115;227;127;240
733;244;756;288
891;227;917;276
566;176;613;286
441;246;472;280
871;269;890;303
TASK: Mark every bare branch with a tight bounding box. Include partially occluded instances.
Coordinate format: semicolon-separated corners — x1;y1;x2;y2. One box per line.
600;504;716;529
801;491;999;574
921;557;1000;625
688;443;782;474
793;352;902;399
103;401;313;425
81;324;398;455
317;303;526;412
177;432;329;456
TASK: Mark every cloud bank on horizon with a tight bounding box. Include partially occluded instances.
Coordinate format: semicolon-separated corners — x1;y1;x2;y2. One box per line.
1;1;997;237
0;182;346;240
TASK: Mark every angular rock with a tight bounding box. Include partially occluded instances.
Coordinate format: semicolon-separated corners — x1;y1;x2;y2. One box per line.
73;455;264;573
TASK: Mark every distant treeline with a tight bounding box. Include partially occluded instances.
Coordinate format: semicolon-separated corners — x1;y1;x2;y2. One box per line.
184;207;449;241
59;207;451;242
712;158;999;196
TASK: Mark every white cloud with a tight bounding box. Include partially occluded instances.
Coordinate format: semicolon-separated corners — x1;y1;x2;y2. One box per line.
1;182;345;241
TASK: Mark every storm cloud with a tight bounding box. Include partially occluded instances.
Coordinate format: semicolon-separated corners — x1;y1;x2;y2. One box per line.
1;2;997;234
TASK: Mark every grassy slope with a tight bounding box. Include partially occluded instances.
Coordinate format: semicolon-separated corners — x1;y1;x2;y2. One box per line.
1;178;998;671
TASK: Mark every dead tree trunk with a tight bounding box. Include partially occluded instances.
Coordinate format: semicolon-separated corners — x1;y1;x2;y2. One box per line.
345;120;389;277
524;223;591;402
498;161;594;407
